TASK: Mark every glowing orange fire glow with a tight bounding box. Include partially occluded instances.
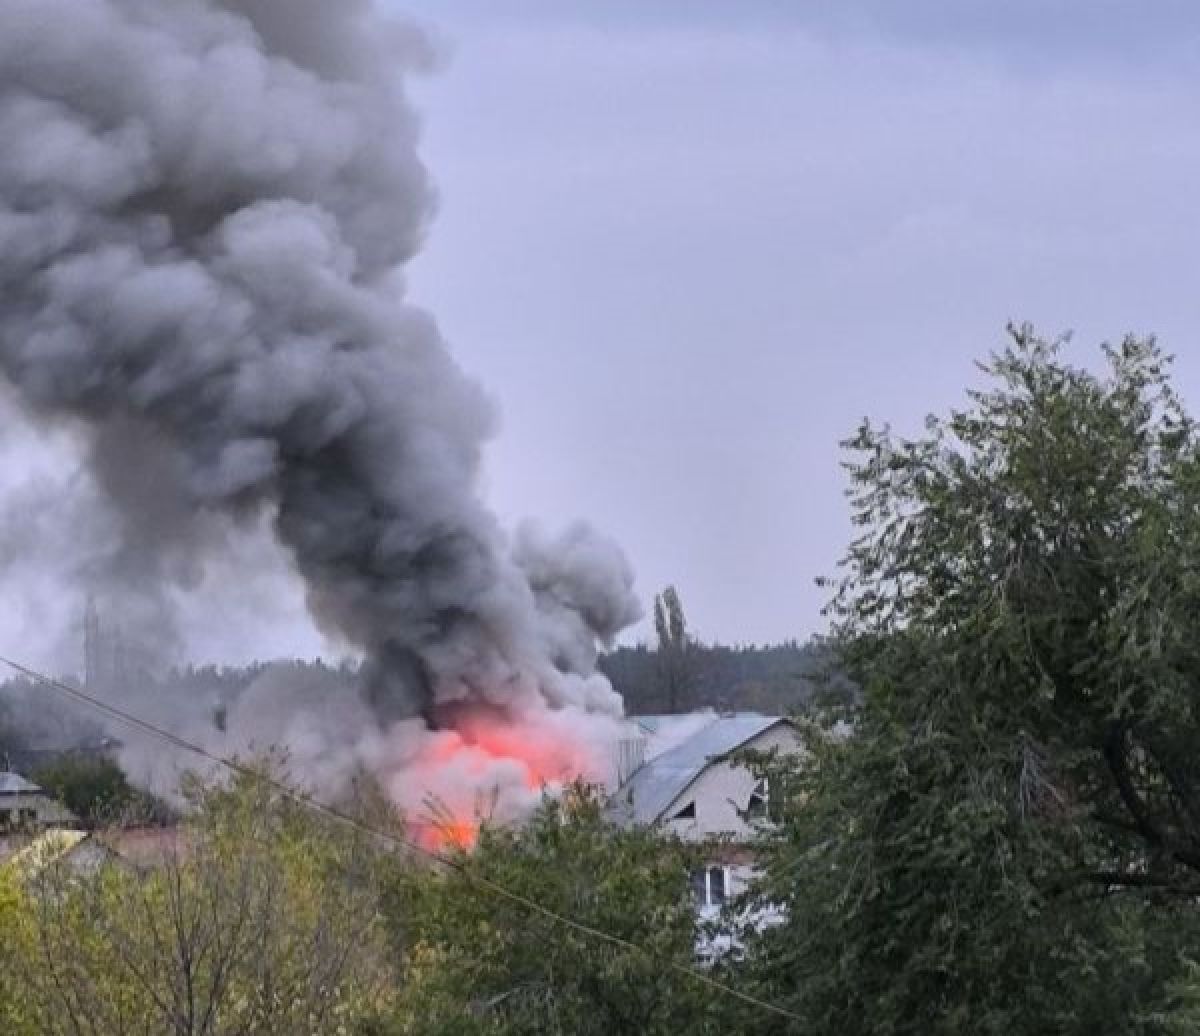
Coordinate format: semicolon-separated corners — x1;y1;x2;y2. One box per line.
406;705;601;853
424;818;479;852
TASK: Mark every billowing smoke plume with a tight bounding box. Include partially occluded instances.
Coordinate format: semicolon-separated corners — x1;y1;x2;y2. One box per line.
0;0;640;818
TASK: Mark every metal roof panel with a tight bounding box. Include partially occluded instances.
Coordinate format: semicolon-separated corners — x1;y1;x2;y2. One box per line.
612;714;788;826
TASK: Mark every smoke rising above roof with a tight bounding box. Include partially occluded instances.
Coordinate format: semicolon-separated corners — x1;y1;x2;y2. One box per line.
0;0;640;803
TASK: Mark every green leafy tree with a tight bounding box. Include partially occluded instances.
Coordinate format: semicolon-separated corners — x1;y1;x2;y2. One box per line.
10;767;396;1035
383;784;750;1035
0;867;38;1036
32;754;172;827
743;329;1200;1034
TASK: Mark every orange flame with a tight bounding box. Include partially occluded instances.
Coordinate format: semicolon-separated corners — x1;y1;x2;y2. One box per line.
419;817;478;852
408;705;599;852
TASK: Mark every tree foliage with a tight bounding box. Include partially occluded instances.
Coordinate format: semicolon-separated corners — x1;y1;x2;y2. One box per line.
5;769;396;1036
743;329;1200;1034
0;776;764;1035
32;754;172;827
382;784;747;1035
0;866;37;1035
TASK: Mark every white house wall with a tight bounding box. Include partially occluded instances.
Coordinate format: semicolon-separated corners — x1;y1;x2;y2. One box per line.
660;723;803;842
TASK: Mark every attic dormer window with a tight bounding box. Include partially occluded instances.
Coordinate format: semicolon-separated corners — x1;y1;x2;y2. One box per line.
671;801;696;820
747;777;769;818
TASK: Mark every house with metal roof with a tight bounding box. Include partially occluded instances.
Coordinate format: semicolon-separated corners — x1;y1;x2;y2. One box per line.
0;771;76;831
612;713;800;837
610;712;803;917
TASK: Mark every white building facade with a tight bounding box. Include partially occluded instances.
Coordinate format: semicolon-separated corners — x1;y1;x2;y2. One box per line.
610;713;803;917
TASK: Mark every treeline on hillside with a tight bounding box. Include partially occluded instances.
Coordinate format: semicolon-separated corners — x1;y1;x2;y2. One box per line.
598;639;841;715
598;583;852;715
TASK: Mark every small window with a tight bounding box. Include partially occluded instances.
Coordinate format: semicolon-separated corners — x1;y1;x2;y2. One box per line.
690;865;729;908
671;801;696;821
708;865;726;906
747;777;769;818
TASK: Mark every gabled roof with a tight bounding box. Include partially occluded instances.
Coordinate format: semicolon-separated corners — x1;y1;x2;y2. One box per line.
0;772;43;796
613;713;792;826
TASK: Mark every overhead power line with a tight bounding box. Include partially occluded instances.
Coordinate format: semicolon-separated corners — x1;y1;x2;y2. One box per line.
0;653;803;1024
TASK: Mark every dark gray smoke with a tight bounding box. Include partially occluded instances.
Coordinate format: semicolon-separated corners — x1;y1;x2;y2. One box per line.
0;0;640;770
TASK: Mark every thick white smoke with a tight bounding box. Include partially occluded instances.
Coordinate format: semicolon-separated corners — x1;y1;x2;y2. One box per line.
0;0;640;818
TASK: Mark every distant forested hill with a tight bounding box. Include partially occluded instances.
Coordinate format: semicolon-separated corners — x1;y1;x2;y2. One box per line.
598;638;847;716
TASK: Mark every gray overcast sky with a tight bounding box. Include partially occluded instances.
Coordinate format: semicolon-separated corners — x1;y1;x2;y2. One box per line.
388;1;1200;646
6;1;1200;671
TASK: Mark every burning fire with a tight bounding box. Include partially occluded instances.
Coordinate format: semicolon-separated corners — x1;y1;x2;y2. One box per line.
424;817;480;852
402;705;608;852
